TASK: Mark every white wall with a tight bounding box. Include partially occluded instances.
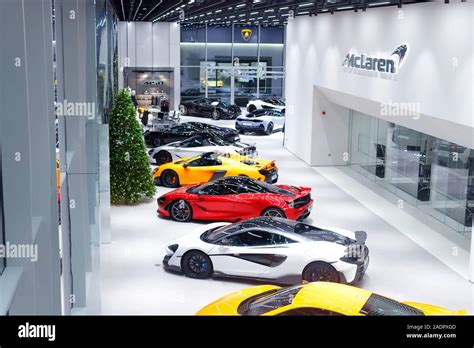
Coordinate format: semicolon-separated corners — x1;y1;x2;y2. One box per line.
285;2;474;165
118;22;181;110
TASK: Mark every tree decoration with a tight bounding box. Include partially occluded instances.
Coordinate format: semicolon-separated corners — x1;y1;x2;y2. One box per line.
109;89;155;204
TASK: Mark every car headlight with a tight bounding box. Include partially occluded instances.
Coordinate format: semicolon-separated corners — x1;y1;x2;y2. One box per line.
157;197;166;206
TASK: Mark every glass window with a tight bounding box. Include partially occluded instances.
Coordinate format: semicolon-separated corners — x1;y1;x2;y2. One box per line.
189;153;221;167
237;285;303;316
349;110;472;238
201;223;245;243
180;26;206;66
200;184;239;196
360;294;424;316
180;67;205;101
227;230;276;246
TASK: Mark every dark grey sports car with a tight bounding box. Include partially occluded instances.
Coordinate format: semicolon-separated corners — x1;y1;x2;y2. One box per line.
179;98;241;120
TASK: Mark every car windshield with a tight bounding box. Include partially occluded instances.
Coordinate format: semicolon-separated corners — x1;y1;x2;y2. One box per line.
360;294;425;316
237;285;304;316
293;223;355;245
200;223;244;243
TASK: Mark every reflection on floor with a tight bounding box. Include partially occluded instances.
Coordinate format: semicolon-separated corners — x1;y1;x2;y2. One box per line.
101;116;474;315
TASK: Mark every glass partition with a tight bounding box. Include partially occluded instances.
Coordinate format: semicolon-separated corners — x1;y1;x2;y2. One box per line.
180;23;285;105
349;110;473;238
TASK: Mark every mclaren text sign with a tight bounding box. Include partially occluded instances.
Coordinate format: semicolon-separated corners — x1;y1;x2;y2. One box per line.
342;44;409;78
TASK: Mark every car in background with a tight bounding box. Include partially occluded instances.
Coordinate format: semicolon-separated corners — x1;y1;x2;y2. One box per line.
153;152;278;188
246;98;285;113
157;176;312;222
148;134;257;165
162;217;369;284
200;78;224;88
144;122;240;148
179;98;241;120
196;282;467;316
236;109;285;135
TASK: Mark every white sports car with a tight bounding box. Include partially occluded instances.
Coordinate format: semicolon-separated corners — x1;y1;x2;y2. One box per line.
162;217;369;285
235;109;285;135
246;98;285;113
148;134;257;165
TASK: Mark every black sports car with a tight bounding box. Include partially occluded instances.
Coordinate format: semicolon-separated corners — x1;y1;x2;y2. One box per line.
179;98;241;120
144;122;240;147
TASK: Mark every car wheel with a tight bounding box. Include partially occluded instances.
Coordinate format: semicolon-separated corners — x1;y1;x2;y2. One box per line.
211;109;221;120
248;104;257;113
265;122;274;135
155;150;173;165
179;105;188;116
182;250;213;279
169;199;193;222
261;207;286;218
152;136;163;147
161;170;180;188
303;262;340;283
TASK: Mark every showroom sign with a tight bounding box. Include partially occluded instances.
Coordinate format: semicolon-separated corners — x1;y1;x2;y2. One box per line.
241;28;253;41
342;44;409;75
144;80;164;86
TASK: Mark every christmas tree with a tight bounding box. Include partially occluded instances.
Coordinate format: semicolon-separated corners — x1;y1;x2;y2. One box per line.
109;89;156;204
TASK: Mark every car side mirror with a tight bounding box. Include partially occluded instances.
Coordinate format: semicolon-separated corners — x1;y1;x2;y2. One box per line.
183;162;189;168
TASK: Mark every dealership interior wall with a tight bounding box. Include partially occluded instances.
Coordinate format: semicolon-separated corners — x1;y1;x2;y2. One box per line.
285;2;474;280
0;0;473;316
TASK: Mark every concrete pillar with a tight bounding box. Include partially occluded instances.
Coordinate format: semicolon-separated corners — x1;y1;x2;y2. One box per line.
0;0;61;315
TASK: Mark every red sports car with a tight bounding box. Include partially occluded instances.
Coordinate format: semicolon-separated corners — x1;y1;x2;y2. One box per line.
157;176;313;222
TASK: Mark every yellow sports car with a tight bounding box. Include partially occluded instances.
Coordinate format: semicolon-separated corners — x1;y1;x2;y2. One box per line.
153;152;278;188
196;282;467;316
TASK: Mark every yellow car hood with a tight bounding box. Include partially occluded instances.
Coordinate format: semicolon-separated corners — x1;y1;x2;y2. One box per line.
196;285;281;316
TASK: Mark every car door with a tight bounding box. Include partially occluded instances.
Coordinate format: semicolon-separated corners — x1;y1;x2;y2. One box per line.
208;230;281;278
196;99;211;116
166;125;188;143
194;183;237;220
180;156;226;184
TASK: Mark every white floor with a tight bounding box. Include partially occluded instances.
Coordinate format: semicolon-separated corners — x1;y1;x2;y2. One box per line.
101;116;474;315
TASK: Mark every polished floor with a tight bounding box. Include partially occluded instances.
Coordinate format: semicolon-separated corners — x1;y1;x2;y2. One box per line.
101;116;474;315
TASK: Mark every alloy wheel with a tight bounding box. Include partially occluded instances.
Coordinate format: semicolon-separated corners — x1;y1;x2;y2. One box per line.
188;253;208;274
170;200;191;222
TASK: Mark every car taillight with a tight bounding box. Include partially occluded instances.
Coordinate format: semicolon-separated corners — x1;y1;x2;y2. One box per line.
285;200;295;208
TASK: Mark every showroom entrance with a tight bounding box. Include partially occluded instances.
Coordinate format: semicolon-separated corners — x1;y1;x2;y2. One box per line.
180;23;286;107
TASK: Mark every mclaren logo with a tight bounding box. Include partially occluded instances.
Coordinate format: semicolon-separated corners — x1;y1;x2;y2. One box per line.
342;44;409;74
241;28;252;41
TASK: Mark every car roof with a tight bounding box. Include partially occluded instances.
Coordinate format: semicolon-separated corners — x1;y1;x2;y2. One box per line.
233;217;302;235
287;282;373;316
211;176;257;185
